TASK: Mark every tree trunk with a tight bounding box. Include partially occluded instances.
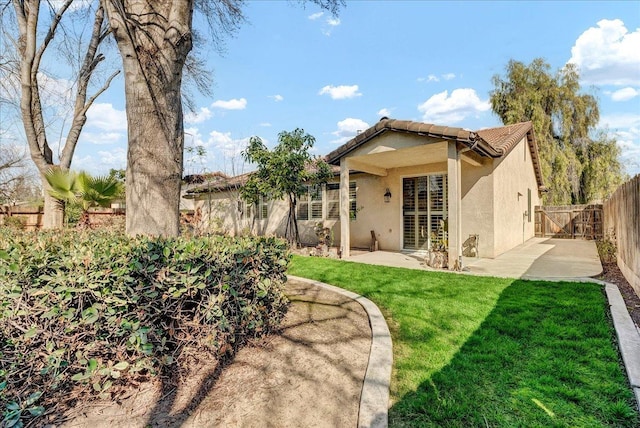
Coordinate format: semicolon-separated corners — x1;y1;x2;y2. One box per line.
104;1;194;237
286;193;300;247
42;186;64;229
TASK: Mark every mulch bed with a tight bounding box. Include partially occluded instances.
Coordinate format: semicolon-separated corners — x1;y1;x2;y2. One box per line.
598;261;640;329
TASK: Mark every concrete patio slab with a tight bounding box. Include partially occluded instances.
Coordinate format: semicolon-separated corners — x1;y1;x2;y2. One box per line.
464;238;603;279
346;237;603;280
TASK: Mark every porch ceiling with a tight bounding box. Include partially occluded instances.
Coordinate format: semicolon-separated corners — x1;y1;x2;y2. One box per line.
348;141;448;172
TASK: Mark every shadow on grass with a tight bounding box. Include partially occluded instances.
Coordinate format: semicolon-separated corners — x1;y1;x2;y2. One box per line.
389;280;640;428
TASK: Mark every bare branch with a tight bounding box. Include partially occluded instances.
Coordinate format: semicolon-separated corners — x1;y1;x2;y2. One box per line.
33;0;73;73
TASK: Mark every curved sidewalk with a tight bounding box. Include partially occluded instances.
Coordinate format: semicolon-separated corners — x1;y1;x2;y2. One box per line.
64;277;392;428
289;276;393;428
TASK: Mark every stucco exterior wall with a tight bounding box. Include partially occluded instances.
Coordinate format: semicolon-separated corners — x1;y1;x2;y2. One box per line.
193;191;290;238
193;185;340;247
490;137;541;257
460;158;495;258
189;131;541;260
346;132;443;157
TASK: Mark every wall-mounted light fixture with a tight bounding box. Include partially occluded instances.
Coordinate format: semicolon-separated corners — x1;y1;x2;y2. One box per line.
384;188;392;203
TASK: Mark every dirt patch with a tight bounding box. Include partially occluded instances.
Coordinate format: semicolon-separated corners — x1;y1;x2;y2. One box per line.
598;262;640;329
60;279;371;428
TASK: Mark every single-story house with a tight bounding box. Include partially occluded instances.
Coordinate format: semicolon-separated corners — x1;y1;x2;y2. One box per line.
185;117;545;269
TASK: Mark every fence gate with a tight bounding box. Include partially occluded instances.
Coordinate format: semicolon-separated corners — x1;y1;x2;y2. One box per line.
534;205;603;240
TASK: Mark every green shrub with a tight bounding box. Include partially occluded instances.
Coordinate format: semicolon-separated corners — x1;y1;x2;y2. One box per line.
2;216;26;230
0;230;290;426
596;232;617;264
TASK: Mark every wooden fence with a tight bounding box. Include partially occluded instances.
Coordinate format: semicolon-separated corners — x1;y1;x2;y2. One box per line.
603;175;640;297
0;206;125;230
534;204;603;240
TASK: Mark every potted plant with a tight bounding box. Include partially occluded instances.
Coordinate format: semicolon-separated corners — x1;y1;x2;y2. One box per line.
426;219;448;269
313;221;335;257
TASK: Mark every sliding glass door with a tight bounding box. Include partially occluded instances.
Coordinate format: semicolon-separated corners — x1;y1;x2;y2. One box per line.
402;175;447;250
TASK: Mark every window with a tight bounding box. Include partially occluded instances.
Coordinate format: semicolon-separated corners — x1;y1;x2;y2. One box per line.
255;196;268;220
298;182;356;221
298;184;323;220
349;182;357;219
326;183;340;219
237;200;253;220
297;187;311;220
310;184;323;219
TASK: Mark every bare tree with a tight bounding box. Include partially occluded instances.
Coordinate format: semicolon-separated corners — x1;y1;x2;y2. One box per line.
5;0;119;228
0;142;39;205
102;0;343;237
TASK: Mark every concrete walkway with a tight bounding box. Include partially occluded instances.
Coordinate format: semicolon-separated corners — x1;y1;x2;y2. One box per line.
465;238;603;279
346;237;603;280
63;279;376;428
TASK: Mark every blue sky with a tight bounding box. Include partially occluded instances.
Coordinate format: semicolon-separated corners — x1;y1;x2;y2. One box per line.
30;1;640;177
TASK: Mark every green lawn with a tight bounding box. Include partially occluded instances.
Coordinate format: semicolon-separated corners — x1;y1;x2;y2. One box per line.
288;255;639;427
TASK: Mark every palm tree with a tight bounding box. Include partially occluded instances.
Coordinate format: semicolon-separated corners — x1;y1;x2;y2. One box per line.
45;169;122;228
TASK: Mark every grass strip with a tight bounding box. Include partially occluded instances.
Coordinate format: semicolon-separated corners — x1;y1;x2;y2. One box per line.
289;255;639;427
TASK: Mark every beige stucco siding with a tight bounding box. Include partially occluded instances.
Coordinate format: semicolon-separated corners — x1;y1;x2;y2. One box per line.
194;190;289;238
460;158;495;258
346;133;444;157
490;137;541;257
193;184;340;247
189;128;542;262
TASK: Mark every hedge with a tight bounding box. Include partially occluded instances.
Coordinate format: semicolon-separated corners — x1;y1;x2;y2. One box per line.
0;229;290;427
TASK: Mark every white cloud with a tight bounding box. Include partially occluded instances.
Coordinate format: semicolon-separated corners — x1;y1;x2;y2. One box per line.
611;129;640;176
86;103;127;131
36;73;74;107
377;108;392;117
600;114;640;176
417;74;456;83
321;16;341;36
208;130;251;159
568;19;640;86
611;87;639;102
260;122;272;127
211;98;247;110
418;88;490;124
73;147;127;174
318;84;362;100
98;147;127;167
50;0;92;12
82;131;124;145
600;113;640;130
269;94;284;102
308;12;324;20
184;107;212;124
184;126;207;147
331;118;369;144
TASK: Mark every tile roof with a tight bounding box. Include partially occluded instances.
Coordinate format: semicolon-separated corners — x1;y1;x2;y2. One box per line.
325;118;479;164
186;172;251;194
476;122;532;155
186;118;544;194
186;165;341;195
325;117;544;189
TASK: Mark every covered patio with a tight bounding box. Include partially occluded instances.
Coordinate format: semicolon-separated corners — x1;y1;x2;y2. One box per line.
325;118;543;269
